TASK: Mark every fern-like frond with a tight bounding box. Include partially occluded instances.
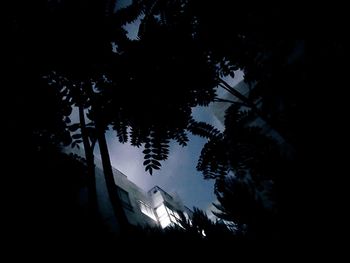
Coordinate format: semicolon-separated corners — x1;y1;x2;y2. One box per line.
197;139;229;179
113;121;128;143
188;119;222;139
172;129;189;147
143;130;170;175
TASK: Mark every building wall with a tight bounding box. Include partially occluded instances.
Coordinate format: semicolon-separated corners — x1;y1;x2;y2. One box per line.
94;158;159;230
148;186;189;228
95;164;121;234
112;168;158;227
95;160;192;233
148;186;185;211
71;155;191;232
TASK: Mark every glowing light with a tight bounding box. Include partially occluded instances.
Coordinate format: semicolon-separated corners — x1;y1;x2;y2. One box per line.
139;200;157;221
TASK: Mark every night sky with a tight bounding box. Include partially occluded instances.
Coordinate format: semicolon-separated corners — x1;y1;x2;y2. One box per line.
93;0;245;215
94;73;244;215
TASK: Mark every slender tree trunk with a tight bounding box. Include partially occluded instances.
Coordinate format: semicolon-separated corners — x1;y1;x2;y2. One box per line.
78;105;98;221
86;83;129;234
95;122;130;232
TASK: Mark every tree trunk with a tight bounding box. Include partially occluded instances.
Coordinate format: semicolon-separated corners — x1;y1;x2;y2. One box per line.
95;123;130;232
86;83;129;234
78;105;98;222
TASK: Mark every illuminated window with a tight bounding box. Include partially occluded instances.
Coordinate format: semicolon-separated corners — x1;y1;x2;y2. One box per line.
155;204;182;229
166;207;180;224
159;215;172;228
156;204;171;228
139;200;157;221
116;186;133;210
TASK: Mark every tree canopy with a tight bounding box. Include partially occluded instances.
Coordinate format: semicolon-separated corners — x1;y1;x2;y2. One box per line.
4;0;305;246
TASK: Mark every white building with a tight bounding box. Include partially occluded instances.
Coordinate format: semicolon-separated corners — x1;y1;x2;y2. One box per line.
93;158;192;232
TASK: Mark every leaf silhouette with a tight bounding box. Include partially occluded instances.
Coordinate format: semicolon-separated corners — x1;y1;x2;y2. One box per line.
72;134;82;139
68;123;80;132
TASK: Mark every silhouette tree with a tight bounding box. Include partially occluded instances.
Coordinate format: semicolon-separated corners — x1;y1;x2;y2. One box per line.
213;176;278;241
6;0;129;235
6;0;302;243
122;1;301;241
122;206;235;245
192;105;284;241
119;0;303;143
16;0;218;233
196;105;283;182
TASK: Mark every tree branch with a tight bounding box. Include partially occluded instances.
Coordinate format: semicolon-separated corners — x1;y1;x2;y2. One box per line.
214;97;247;106
218;78;290;144
218;79;253;108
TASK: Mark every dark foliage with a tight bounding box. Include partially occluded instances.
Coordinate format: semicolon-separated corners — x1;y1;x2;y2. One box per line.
129;1;303;243
4;0;306;248
24;0;220;175
118;0;302;175
213;176;278;240
197;105;283;183
119;206;237;247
